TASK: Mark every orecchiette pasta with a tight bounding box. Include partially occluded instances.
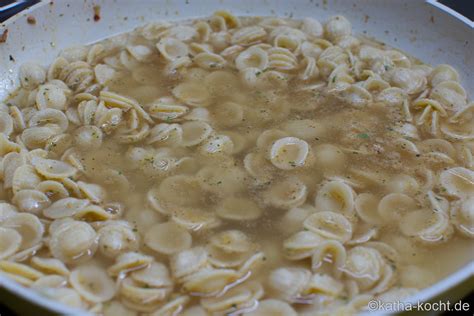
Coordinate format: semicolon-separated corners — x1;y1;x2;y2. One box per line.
144;221;192;255
70;265;116;303
269;137;310;170
49;220;98;263
314;180;356;220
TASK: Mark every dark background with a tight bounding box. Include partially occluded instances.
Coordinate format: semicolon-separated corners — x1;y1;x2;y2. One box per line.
0;0;472;315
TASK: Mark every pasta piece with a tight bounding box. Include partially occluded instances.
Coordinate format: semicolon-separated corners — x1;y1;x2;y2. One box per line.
430;64;459;86
303;273;344;296
263;177;307;209
331;84;372;107
207;230;255;268
2;213;44;250
267;267;310;302
197;165;246;196
120;277;170;310
151;295;190;316
36;84;69;111
200;281;261;313
278;205;316;234
94;64;116;85
256;129;287;151
216;196;263;221
49;220;98;263
400;265;435;289
43;198;90;219
246;299;296;316
21;126;60;150
70;265;116;303
299;56;319;80
386;67;426;95
147;123;183;147
200;134;234;156
172;82;210;107
38;287;84;308
399;208;453;244
311;240;346;277
324;15;352;41
107;252;153;277
304;211;353;243
126;45;153;62
0;111;14;136
301;41;325;59
157;37;189;61
147;97;189;121
170;247;208;280
98;221;139;258
212;102;244;128
12;189;50;214
181;306;208;316
377;193;417;222
244;152;274;184
302;18;323;39
450;197;474;238
152;175;207;213
439;167;474;198
131;261;172;288
313;144;347;174
269;26;306;43
102;301;137;316
204;71;239;96
144;221;192;255
19;62;46;90
74;125;103;149
235;46;268;71
268;47;297;71
194;52;226;70
314;180;356;220
283;230;324;260
355;193;384;225
343;246;385;291
0;227;22;260
231;26;266;45
385;174;419;195
376;87;407;107
431;81;467;112
180;121;213;146
172;207;221;231
30;156;77;179
221;131;248;154
31;274;67;289
0;260;44;286
30;257;69;276
213;10;240;29
11;161;41;195
269;137;310;170
181;268;242;295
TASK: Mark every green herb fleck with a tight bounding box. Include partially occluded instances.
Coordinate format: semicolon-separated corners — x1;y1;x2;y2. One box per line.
357;133;370;139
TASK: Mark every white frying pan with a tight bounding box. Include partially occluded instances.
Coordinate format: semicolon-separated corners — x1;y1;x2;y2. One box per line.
0;1;473;315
